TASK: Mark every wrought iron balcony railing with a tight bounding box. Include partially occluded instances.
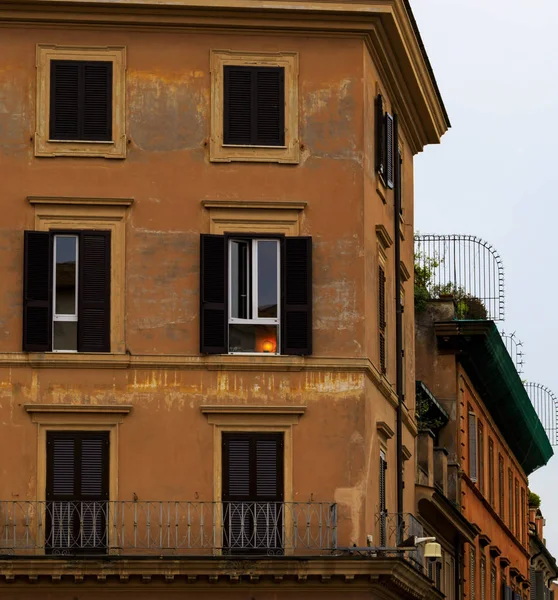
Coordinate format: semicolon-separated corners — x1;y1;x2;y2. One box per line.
0;501;337;557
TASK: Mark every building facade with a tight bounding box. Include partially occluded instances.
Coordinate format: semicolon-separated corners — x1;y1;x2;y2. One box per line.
415;300;553;600
529;506;558;600
0;0;448;598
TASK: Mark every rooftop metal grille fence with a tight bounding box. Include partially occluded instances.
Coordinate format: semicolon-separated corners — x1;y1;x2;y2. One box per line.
501;331;525;374
525;383;558;447
414;234;505;321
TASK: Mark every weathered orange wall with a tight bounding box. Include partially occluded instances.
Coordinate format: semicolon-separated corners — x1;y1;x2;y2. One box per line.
0;22;417;556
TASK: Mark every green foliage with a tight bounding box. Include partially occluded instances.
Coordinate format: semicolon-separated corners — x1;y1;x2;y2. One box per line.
413;252;488;319
414;252;438;312
416;394;445;431
528;491;541;508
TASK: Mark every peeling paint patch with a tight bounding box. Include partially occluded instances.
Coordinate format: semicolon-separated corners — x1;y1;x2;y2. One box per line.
129;71;208;152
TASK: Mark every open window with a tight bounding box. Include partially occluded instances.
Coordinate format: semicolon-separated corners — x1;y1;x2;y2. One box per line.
23;230;111;353
200;234;312;355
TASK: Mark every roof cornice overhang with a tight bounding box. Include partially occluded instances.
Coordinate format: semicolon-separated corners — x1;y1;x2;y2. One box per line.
434;320;554;475
0;0;448;154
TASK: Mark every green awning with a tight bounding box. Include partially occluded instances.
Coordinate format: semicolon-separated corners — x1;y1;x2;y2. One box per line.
435;320;553;475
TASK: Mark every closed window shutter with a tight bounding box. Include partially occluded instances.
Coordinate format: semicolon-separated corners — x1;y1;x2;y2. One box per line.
224;67;252;145
469;412;478;482
82;62;113;141
255;68;284;146
499;455;505;518
23;231;52;352
378;265;387;374
46;431;109;552
50;61;112;142
379;452;387;546
470;547;476;600
385;112;395;189
200;234;227;354
224;66;284;146
50;61;80;140
78;231;111;352
530;568;536;600
222;433;283;552
282;237;312;355
375;94;385;177
478;423;484;492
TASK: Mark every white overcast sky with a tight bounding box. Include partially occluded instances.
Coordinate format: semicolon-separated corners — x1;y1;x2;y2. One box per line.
412;0;558;555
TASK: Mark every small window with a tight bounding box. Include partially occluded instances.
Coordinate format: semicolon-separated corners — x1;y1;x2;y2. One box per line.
23;230;111;353
378;264;387;374
488;438;495;506
224;66;285;147
508;469;514;532
375;93;395;189
499;454;505;518
477;421;484;493
228;238;280;354
50;60;113;142
200;234;312;356
470;547;476;600
35;44;126;158
468;411;478;482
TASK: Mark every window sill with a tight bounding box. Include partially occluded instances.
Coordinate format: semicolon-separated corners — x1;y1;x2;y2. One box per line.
47;139;115;145
222;144;288;150
26;352;129;369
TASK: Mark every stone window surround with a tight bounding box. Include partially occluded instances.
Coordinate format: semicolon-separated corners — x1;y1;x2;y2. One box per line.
35;44;127;159
210;49;299;164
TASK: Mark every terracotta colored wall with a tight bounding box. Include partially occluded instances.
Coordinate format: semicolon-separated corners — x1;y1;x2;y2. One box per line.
0;21;417;555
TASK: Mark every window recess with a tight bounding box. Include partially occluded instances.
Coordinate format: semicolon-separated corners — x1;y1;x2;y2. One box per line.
200;234;312;356
23;230;111;353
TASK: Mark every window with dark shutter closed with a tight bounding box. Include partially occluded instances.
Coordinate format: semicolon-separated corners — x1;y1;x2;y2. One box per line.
200;234;227;354
385;112;395;189
78;231;111;353
282;237;312;355
224;66;285;146
46;431;109;553
379;452;387;546
378;265;387;374
50;60;112;142
375;94;385;177
469;412;478;482
222;432;284;553
23;231;52;352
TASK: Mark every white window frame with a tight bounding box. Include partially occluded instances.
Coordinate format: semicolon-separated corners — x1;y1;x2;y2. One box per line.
52;234;79;353
228;238;280;355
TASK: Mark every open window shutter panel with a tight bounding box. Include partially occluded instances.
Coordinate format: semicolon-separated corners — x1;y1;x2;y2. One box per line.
50;61;80;140
375;94;385;176
385;112;395;189
23;231;52;352
255;67;284;146
83;62;112;141
224;66;253;145
282;237;312;355
78;231;111;352
200;234;227;354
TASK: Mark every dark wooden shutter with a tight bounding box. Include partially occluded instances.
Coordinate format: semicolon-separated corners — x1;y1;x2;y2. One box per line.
78;231;111;353
224;66;284;146
375;94;385;177
385;112;395;189
200;234;227;354
255;67;284;146
82;62;113;141
282;237;312;355
50;60;112;142
46;431;109;553
378;265;387;374
469;412;478;482
379;453;387;546
23;231;52;352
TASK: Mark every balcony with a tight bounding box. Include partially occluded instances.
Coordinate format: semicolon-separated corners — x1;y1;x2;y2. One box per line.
0;501;337;557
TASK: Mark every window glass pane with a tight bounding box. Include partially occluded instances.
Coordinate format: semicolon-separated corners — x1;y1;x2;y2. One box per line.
55;236;77;315
230;240;249;319
229;324;277;353
53;321;77;351
257;241;278;318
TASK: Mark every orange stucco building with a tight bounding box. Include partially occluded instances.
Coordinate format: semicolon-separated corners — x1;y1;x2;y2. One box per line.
416;300;553;600
0;0;449;598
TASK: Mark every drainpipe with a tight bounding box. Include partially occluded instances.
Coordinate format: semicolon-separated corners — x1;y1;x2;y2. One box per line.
394;114;404;542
